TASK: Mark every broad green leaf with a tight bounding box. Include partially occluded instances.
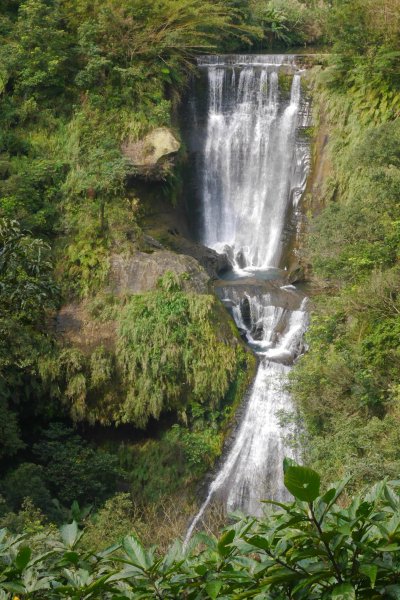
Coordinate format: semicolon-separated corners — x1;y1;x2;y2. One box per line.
384;485;400;511
332;583;355;600
356;502;373;518
284;466;321;502
261;571;300;585
15;546;31;571
85;573;112;592
283;457;298;473
321;488;336;505
377;543;398;552
62;551;80;565
60;522;80;549
97;543;121;558
123;535;149;570
365;481;385;504
387;513;400;536
71;501;81;522
162;540;182;568
292;571;332;593
245;535;269;551
2;582;26;594
360;563;377;588
206;580;223;599
195;564;208;576
217;529;235;557
107;566;142;582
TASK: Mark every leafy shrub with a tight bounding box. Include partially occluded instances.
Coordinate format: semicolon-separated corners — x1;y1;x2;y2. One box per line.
32;424;120;507
0;464;53;515
249;0;327;48
307;120;400;284
82;493;140;552
0;219;59;446
2;465;400;598
116;277;243;428
291;51;400;492
0;218;58;320
0;158;65;235
122;423;223;505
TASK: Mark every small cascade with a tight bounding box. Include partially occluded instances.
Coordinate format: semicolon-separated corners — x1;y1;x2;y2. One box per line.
218;291;309;511
184;55;311;544
185;289;308;544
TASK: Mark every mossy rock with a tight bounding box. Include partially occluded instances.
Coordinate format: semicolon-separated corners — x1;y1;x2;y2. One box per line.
122;127;180;180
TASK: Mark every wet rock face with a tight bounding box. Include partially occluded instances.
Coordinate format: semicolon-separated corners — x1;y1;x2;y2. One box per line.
165;235;231;279
122;127;180;179
215;279;307;312
56;250;211;349
287;263;306;285
240;297;252;330
56;302;116;352
108;250;210;295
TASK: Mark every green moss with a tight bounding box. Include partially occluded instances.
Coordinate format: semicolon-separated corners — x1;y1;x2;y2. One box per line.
300;126;315;139
278;72;293;98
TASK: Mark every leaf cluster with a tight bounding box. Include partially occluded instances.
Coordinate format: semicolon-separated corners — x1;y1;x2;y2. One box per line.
2;466;400;598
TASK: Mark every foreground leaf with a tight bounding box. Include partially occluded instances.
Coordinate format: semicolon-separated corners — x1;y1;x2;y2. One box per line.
284;466;321;502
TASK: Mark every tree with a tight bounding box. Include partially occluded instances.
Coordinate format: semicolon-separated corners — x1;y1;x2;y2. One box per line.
33;424;120;507
0;218;58;320
0;219;58;412
1;0;76;104
1;463;53;514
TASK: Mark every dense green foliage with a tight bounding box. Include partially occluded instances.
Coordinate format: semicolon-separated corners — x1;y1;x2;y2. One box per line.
0;0;259;523
0;218;58;459
36;274;250;430
290;0;400;491
2;0;400;591
249;0;327;48
2;465;400;599
117;275;242;428
0;425;120;522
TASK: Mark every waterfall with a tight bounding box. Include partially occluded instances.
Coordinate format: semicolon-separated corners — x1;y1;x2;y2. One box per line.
200;56;309;270
184;55;311;544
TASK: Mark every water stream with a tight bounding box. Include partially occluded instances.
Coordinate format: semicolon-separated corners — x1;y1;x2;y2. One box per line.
184;55;311;543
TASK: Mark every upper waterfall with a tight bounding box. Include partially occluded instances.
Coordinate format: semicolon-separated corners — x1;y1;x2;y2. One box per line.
197;54;297;67
197;54;310;271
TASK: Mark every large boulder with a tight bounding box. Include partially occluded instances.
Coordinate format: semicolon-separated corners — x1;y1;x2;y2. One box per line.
56;302;116;351
122;127;180;179
56;250;210;351
108;250;210;295
163;234;231;279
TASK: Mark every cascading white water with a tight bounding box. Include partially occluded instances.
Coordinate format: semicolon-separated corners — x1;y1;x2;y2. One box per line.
219;292;309;511
184;55;311;544
185;290;309;543
200;55;309;270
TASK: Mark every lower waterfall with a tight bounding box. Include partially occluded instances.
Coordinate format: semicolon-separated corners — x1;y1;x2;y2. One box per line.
184;54;311;543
